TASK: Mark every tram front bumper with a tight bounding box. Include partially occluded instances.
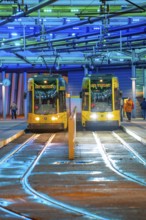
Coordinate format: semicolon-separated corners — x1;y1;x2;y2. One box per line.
28;123;65;130
85;120;120;130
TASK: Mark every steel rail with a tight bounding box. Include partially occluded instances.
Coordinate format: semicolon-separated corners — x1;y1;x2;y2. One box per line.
112;131;146;166
0;134;39;164
21;133;109;220
0;133;39;220
0;206;32;220
93;132;146;187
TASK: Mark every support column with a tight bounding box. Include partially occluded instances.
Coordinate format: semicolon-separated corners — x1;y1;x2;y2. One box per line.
131;50;136;118
143;69;146;98
17;74;23;115
24;72;28;119
83;65;88;76
2;71;6;120
11;73;17;104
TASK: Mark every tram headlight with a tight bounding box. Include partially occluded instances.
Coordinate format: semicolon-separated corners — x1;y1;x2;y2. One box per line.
35;117;40;121
51;116;58;121
90;113;98;120
107;113;114;119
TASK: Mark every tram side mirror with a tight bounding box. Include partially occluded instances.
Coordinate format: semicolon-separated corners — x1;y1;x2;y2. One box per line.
80;91;82;98
24;92;27;99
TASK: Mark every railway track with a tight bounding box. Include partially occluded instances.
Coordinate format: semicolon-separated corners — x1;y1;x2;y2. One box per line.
0;132;109;220
0;129;146;220
93;130;146;186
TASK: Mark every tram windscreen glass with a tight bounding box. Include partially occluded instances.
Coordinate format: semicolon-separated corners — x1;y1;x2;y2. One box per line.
34;83;57;114
91;79;112;112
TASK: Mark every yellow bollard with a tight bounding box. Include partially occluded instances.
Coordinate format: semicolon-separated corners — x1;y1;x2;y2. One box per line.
68;107;76;160
68;117;74;159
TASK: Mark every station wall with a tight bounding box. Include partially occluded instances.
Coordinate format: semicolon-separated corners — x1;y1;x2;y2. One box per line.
0;68;145;118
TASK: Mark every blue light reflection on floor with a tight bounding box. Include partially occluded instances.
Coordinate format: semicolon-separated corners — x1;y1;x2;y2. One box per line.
0;206;31;220
52;160;99;164
32;171;102;175
22;177;109;220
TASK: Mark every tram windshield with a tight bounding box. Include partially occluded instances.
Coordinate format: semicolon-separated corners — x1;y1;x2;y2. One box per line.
34;87;57;114
90;79;112;112
33;77;67;114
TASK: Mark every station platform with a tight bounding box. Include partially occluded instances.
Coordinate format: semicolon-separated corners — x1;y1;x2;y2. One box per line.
121;118;146;144
0;118;146;148
0;119;27;148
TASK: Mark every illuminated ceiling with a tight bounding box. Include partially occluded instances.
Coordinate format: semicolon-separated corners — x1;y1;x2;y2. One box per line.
0;0;146;73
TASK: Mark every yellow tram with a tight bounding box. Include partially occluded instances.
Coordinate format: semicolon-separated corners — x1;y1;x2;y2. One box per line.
81;74;121;129
27;74;67;131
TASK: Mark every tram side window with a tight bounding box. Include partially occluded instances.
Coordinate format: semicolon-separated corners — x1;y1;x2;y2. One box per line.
82;91;89;111
59;91;66;112
114;88;120;110
28;91;32;113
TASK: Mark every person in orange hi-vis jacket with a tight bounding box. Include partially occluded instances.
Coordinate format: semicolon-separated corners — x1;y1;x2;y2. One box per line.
124;97;134;122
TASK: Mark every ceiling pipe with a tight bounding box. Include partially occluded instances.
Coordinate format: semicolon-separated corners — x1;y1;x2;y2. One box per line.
69;41;146;52
0;0;58;26
37;29;146;48
1;18;146;46
14;52;32;64
0;1;145;69
1;60;146;73
1;2;146;45
125;0;145;11
45;42;146;54
11;42;144;55
20;2;146;38
3;22;146;53
8;27;145;53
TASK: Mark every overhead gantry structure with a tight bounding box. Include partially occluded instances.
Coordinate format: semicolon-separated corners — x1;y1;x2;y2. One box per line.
0;0;146;72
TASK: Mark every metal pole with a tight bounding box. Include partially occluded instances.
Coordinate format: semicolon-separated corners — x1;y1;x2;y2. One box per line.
143;69;146;98
120;30;122;51
131;50;136;118
84;65;88;76
2;71;6;120
23;25;26;51
24;72;28;119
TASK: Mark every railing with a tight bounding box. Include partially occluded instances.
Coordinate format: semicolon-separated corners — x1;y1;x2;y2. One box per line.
68;106;77;160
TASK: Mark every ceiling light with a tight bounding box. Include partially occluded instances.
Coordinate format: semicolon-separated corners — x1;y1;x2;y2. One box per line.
44;9;52;12
15;42;20;46
93;27;100;30
71;9;79;12
8;26;14;29
11;33;18;36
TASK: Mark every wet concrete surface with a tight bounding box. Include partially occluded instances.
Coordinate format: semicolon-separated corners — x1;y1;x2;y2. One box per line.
0;125;146;219
29;131;146;220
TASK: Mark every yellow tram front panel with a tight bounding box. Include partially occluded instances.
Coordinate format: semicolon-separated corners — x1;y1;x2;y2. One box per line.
82;110;120;128
27;74;68;131
28;112;68;130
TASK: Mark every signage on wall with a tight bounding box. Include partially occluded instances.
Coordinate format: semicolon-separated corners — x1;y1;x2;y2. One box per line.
2;79;11;87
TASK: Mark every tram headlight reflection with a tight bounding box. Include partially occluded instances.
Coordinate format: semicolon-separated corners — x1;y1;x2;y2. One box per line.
35;117;40;121
51;116;58;121
107;113;114;119
90;113;98;120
